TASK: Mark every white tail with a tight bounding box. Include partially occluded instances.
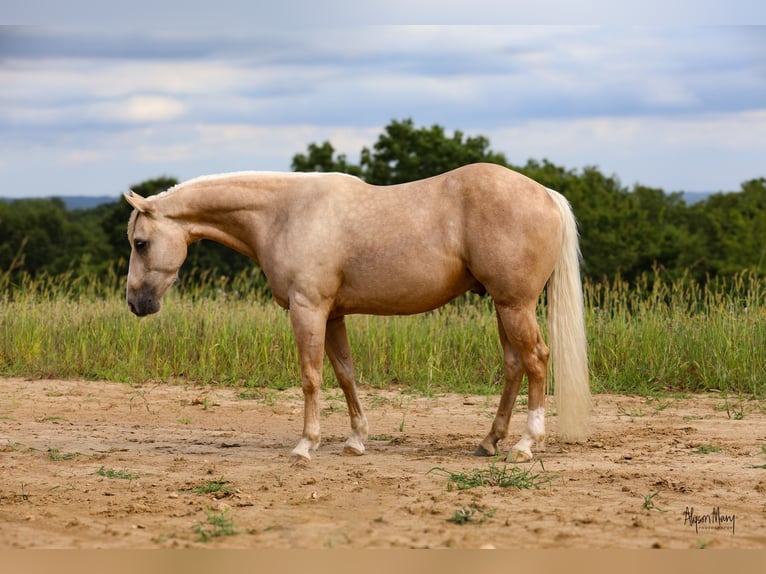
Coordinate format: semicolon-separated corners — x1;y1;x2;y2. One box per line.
544;188;591;442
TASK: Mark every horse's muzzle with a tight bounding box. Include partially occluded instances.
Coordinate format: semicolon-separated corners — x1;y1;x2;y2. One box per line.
127;292;160;317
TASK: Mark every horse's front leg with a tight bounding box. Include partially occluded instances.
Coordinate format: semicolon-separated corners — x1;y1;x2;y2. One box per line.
325;316;368;455
288;302;328;463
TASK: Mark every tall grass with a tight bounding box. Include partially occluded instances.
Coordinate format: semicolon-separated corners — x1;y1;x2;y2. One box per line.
1;268;764;397
586;271;766;396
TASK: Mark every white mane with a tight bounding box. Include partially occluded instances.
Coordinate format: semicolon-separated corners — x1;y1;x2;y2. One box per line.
148;171;362;201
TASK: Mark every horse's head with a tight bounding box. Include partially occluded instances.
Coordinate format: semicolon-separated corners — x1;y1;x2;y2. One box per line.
124;191;188;316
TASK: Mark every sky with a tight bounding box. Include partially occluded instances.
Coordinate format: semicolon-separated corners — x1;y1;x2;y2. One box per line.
1;2;765;198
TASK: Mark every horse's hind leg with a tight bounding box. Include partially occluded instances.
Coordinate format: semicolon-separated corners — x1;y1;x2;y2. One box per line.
325;316;369;456
495;303;550;463
475;309;524;457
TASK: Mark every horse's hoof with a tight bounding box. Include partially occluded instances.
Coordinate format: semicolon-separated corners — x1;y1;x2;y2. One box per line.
343;444;365;456
290;454;311;467
474;444;495;457
342;434;366;456
507;449;534;463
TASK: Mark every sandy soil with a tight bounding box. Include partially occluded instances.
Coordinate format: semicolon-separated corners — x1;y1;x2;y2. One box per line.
1;377;765;549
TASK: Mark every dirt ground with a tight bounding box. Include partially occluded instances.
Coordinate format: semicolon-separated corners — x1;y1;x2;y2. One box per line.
1;377;765;549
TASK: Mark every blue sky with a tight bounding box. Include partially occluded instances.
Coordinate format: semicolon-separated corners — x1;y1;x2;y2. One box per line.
1;2;765;198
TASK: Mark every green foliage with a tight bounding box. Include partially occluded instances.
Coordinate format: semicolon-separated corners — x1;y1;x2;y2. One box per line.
691;444;722;455
586;270;766;396
194;510;237;542
358;118;508;185
292;119;507;185
641;492;667;512
291;141;362;176
692;178;766;277
190;477;234;498
93;466;141;480
447;502;496;525
429;459;552;491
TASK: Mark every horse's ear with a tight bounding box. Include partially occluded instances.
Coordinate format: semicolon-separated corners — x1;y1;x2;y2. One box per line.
123;191;154;214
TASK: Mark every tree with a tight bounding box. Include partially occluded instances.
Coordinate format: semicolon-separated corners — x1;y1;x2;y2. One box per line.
359;119;508;185
694;178;766;276
291;142;362;176
630;184;695;279
291;118;508;185
0;197;102;277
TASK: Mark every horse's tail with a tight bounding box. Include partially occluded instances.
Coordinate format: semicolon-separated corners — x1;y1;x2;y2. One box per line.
544;187;591;442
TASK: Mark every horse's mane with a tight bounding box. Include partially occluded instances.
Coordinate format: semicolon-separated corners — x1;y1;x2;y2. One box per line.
147;171;362;202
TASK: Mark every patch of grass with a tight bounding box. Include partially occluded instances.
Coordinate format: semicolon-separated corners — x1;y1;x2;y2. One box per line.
691;444;722;455
49;484;77;493
368;395;393;408
193;510;237;543
321;400;345;416
190;477;234;499
151;532;178;546
47;448;81;461
369;434;396;441
748;464;766;469
641;491;667;512
447;502;496;525
586;271;766;397
2;440;25;452
93;466;141;480
236;388;278;405
617;406;645;420
718;398;746;420
35;416;64;423
647;397;672;413
324;532;351;548
177;417;191;425
429;458;553;491
15;483;30;501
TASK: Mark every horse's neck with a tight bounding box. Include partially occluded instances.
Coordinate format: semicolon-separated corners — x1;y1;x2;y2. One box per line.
164;173;288;261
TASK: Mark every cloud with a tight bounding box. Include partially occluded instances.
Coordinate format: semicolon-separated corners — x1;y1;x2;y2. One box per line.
0;24;765;198
117;96;186;123
487;109;766;191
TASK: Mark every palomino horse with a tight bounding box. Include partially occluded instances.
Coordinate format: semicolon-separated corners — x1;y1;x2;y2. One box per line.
124;163;590;463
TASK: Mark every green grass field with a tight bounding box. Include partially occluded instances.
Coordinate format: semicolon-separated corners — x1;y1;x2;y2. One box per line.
1;269;764;397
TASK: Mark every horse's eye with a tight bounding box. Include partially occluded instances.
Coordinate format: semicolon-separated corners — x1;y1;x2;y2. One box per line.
134;240;148;252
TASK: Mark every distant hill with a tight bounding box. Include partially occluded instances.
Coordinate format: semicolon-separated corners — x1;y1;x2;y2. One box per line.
56;196;120;210
681;191;716;205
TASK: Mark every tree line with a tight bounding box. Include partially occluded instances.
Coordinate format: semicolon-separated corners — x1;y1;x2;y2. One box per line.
2;118;764;292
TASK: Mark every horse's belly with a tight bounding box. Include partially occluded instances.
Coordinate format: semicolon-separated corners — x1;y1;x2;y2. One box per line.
333;264;479;316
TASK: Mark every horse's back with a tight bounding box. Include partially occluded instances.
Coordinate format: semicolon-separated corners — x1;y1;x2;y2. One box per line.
311;164;563;315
